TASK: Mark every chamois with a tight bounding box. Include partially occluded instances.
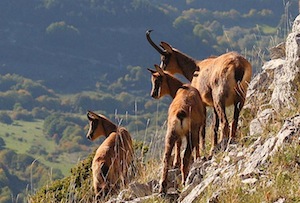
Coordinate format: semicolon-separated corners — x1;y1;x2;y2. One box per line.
148;65;206;194
86;111;133;197
146;30;252;154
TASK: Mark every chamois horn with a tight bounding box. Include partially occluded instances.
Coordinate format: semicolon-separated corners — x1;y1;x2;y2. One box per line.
146;30;167;55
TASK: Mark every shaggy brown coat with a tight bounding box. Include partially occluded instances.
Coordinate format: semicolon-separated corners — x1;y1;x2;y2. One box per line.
148;65;206;194
86;111;133;197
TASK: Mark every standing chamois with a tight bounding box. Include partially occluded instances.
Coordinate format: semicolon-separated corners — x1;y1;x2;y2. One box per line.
86;110;134;198
146;30;252;154
148;65;206;194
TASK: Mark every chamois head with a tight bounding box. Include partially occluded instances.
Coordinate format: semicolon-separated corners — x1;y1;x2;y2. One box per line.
147;65;166;99
146;30;198;81
147;64;183;99
86;111;110;141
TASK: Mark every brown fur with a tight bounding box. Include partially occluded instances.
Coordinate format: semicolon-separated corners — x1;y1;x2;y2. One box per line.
86;111;134;197
148;34;252;154
148;65;206;194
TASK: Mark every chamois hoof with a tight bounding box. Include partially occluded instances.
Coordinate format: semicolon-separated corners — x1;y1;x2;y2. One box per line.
218;139;229;151
228;137;238;145
201;156;207;162
159;181;168;195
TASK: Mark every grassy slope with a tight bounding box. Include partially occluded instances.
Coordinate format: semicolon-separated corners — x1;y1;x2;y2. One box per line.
0;120;86;176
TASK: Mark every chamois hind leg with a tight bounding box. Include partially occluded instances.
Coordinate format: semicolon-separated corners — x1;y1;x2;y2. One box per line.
181;130;198;185
209;108;219;157
173;138;182;168
213;98;229;151
159;131;177;194
199;123;206;158
230;99;244;143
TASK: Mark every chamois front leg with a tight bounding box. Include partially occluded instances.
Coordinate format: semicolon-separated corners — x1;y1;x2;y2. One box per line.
159;131;177;194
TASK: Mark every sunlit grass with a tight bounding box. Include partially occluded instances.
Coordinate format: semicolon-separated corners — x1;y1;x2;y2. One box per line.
0;119;80;176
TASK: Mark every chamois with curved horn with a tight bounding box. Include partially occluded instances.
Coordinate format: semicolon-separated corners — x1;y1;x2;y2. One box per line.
86;111;134;198
148;65;206;194
146;30;252;154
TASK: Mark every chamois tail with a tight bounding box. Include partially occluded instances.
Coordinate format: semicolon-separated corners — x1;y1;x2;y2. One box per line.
234;56;252;100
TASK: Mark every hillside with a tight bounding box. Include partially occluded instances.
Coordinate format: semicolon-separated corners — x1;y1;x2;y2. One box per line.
29;13;300;203
0;0;298;93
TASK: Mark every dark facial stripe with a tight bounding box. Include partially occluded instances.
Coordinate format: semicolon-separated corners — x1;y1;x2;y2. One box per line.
162;54;171;70
152;76;162;98
89;119;99;139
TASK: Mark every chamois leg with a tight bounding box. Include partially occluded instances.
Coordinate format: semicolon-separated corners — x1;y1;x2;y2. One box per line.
192;125;201;160
213;100;229;151
173;139;182;168
181;131;197;185
159;131;177;194
210;108;219;157
230;100;244;143
199;123;206;157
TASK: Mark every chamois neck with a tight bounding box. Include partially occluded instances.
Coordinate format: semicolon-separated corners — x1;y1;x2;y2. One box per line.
102;118;118;137
166;75;183;99
175;51;199;82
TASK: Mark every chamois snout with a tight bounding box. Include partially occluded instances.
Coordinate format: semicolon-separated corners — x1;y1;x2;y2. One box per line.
150;88;159;99
86;123;96;141
87;134;92;140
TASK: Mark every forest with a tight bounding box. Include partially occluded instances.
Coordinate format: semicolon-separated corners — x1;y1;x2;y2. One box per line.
0;0;299;202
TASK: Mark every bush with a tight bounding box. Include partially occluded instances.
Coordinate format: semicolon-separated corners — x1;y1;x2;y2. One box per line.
0;112;13;124
29;153;94;202
0;138;5;149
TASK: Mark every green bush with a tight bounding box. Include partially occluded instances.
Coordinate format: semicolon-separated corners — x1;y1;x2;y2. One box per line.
29;153;94;202
0;112;13;124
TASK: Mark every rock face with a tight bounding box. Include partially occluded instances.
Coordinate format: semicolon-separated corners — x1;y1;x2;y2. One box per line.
109;14;300;203
248;14;300;112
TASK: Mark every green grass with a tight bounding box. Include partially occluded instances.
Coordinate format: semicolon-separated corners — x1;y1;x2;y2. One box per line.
0;120;83;176
259;24;277;35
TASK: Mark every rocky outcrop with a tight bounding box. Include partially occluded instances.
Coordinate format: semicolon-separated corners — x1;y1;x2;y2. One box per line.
180;115;300;203
247;15;300;113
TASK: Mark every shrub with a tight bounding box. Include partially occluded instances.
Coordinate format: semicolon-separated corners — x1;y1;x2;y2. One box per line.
0;112;13;124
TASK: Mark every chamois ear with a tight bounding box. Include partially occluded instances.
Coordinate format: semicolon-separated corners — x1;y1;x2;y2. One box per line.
160;42;173;53
154;64;165;76
147;68;156;74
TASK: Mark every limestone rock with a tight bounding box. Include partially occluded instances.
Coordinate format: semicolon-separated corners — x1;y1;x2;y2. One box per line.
249;108;276;136
270;16;300;110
